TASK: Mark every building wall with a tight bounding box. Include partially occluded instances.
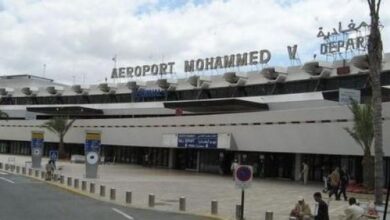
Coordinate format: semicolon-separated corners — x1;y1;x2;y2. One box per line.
0;102;389;156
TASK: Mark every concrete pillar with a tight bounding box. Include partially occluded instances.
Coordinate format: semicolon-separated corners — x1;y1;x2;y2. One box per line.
125;191;132;204
179;197;186;211
90;183;95;193
294;153;302;181
110;188;116;200
67;177;72;186
81;181;87;191
148;194;155;207
168;148;176;169
211;200;218;215
265;211;273;220
100;185;105;197
74;179;79;189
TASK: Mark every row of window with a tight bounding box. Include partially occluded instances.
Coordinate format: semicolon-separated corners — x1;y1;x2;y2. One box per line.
1;72;389;105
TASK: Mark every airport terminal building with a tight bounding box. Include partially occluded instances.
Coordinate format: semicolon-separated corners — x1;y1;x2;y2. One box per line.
0;54;390;183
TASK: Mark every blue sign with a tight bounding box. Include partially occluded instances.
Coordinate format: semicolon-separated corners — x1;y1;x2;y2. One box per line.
136;89;166;99
178;134;218;149
84;140;100;153
49;150;58;161
236;166;252;182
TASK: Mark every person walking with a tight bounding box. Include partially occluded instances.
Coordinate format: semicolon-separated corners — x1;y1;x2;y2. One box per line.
328;167;340;199
45;160;55;181
313;192;329;220
230;159;239;180
337;167;349;201
301;162;309;185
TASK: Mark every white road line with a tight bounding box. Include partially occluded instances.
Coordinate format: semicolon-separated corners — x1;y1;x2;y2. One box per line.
0;177;15;184
112;208;134;220
0;171;8;175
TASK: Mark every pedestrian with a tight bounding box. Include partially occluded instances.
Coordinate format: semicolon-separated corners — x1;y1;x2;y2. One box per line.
301;162;309;185
45;160;55;181
344;197;364;220
328;167;340;199
337;167;349;201
313;192;329;220
230;159;239;180
290;196;312;220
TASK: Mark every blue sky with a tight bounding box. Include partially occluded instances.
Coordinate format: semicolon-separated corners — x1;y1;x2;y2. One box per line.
0;0;388;84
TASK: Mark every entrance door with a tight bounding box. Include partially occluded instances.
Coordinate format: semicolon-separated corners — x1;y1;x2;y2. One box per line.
185;149;199;171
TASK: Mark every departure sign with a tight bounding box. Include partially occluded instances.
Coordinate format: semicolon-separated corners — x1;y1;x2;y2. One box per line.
177;133;218;149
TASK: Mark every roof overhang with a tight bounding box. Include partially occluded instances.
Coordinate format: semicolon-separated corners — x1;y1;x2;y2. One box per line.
163;98;268;113
26;106;103;115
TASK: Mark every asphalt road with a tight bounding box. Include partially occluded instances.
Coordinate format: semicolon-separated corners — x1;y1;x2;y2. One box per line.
0;171;211;220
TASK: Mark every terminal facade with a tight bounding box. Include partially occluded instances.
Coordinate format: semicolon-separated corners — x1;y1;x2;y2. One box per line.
0;54;390;184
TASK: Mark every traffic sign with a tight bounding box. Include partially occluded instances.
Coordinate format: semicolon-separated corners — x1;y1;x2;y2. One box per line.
49;150;58;161
235;165;253;189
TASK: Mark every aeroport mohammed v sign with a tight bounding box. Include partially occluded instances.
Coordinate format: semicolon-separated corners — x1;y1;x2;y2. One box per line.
111;49;271;79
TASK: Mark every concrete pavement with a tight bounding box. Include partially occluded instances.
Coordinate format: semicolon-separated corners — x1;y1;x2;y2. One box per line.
0;154;376;220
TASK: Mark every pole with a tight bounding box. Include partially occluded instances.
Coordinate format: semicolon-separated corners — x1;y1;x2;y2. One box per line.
384;169;390;220
241;189;245;220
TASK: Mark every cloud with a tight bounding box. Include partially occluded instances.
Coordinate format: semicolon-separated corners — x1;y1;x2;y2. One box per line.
0;0;388;84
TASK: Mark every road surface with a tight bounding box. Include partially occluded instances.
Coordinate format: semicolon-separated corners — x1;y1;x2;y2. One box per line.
0;171;212;220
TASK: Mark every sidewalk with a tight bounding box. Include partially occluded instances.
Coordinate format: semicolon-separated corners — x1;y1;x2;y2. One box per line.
0;154;375;220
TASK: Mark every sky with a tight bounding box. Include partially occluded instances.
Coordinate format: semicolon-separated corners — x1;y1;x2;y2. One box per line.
0;0;389;85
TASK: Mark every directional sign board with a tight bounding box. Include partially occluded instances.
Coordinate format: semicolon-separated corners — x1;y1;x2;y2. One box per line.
31;131;44;168
235;165;253;189
49;150;58;161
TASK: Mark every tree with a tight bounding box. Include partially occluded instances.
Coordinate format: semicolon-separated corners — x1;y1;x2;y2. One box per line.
0;110;8;119
42;117;75;159
367;0;384;205
345;100;374;189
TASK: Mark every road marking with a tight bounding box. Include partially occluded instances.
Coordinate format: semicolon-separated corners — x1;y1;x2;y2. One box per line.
0;171;8;175
112;208;134;220
0;177;15;184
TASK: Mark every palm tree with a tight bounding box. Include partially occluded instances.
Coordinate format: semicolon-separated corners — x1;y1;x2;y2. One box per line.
42;117;76;159
367;0;384;205
0;110;9;119
345;100;374;189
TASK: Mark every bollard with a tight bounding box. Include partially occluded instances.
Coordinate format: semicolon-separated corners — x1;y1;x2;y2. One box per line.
289;217;297;220
265;211;274;220
53;174;58;181
22;167;26;175
211;200;218;215
41;171;45;179
60;175;65;184
148;194;155;207
235;204;242;220
100;185;106;197
179;197;186;211
28;168;32;176
0;162;2;169
90;183;95;193
16;166;20;174
67;177;72;186
74;179;79;189
5;163;9;170
81;181;87;191
125;191;132;204
110;188;116;200
35;170;39;177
